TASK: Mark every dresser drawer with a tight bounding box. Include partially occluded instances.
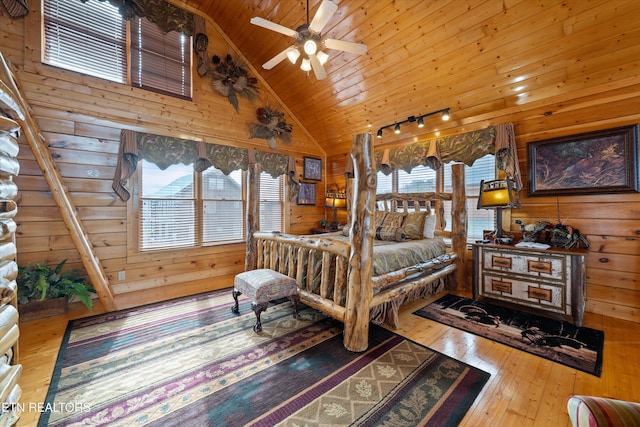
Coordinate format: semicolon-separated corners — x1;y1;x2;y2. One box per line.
478;272;571;315
481;248;567;282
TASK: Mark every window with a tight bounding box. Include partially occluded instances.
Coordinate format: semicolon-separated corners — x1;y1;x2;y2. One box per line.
377;155;495;241
138;161;284;251
43;0;191;99
443;154;496;241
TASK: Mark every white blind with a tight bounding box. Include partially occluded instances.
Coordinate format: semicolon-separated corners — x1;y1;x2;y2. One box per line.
202;169;244;244
398;165;437;193
43;0;126;83
139;161;195;250
259;172;284;232
131;18;192;99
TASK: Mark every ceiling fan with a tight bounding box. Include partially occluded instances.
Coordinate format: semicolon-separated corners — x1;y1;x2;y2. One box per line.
250;0;368;80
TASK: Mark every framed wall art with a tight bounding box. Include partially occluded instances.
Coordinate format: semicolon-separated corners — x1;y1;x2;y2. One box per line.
297;182;316;205
527;125;638;197
303;156;322;181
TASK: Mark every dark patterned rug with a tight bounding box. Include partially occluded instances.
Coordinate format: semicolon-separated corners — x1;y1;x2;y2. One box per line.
39;289;490;426
414;293;604;376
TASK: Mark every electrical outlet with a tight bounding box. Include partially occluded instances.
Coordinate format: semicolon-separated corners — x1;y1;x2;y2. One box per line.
117;271;126;281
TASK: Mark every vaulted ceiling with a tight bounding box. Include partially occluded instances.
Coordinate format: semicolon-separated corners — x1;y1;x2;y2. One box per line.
184;0;640;155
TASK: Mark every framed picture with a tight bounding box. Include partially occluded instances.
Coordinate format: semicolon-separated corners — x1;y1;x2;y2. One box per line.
297;182;316;205
303;156;322;181
527;125;638;197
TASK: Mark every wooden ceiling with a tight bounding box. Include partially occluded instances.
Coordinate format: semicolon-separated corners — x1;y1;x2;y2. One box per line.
183;0;640;155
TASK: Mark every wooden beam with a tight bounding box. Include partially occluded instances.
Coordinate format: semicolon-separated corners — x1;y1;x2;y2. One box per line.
0;53;116;312
343;133;375;352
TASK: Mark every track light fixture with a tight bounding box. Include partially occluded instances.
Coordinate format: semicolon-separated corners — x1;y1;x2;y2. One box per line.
376;108;451;139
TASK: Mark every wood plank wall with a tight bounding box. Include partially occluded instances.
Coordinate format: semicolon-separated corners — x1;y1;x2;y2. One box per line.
1;7;326;311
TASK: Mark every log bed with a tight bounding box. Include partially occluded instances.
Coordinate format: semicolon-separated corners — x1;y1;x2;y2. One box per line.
245;133;467;352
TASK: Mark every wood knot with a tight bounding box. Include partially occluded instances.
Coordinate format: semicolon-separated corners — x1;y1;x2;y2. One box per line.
598;258;609;263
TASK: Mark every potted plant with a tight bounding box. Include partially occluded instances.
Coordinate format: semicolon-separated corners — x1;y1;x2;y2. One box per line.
319;218;329;229
17;260;95;321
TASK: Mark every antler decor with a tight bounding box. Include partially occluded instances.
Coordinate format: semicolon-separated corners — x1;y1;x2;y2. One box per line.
249;106;293;150
210;54;259;112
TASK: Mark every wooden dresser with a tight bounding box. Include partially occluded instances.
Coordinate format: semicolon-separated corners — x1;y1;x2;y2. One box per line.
472;243;587;326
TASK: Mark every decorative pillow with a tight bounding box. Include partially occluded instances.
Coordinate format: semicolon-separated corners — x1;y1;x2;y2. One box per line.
402;211;428;240
380;212;405;228
423;213;437;239
376;226;406;241
342;211;387;237
567;395;640;427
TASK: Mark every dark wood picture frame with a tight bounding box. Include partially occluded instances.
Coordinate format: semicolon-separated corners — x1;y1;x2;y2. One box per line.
303;156;322;181
297;182;316;205
527;125;638;197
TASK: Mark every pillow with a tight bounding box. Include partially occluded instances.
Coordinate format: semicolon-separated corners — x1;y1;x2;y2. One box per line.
423;213;437;239
376;226;406;241
342;211;387;237
380;212;405;228
402;211;428;240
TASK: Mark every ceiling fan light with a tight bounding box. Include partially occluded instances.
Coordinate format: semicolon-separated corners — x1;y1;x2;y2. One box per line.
316;50;329;65
287;48;301;64
303;39;317;55
300;58;312;71
441;109;450;121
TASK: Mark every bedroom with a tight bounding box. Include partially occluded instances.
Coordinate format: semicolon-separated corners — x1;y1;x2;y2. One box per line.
0;0;639;425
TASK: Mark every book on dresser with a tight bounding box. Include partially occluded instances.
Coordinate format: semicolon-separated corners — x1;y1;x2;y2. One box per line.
471;242;587;326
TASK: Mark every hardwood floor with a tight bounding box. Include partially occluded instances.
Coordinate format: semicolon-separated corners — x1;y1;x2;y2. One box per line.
17;292;640;426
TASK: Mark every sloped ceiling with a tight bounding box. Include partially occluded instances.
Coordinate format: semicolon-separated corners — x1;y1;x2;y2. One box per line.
184;0;640;155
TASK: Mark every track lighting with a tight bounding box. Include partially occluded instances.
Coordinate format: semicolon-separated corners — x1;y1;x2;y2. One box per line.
375;108;451;139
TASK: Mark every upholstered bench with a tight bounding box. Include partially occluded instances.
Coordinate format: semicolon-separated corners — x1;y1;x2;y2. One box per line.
231;269;300;332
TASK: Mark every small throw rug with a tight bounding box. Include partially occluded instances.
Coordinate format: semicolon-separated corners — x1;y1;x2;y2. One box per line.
414;293;604;376
40;289;490;426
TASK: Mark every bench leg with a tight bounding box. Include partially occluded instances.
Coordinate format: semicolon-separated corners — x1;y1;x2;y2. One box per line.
289;294;301;319
231;289;241;314
252;302;269;332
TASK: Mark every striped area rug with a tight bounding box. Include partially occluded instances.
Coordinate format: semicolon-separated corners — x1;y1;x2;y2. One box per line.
39;289;490;426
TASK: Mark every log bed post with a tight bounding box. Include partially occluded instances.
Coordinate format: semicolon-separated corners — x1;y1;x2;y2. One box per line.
245;162;260;271
450;163;467;290
344;133;376;352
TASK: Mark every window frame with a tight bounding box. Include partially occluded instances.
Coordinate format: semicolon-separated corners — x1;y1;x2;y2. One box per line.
127;162;287;261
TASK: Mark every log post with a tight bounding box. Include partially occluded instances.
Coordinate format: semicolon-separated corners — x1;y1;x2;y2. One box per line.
343;133;376;352
450;163;467;290
0;54;117;311
245;162;260;271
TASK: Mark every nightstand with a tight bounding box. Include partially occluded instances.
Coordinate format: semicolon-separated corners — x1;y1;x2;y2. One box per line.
472;243;587;326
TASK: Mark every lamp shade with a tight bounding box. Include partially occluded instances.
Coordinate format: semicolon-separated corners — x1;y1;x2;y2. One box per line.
477;179;521;209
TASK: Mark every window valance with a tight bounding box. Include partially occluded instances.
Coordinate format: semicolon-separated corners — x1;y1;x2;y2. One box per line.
113;130;299;202
351;123;521;189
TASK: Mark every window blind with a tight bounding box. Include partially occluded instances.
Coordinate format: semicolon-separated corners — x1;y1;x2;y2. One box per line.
201;169;244;244
259;172;284;232
131;17;192;99
43;0;126;83
139;161;196;250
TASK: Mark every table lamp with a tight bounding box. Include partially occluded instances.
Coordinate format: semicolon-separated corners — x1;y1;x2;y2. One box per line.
477;178;521;244
324;190;347;230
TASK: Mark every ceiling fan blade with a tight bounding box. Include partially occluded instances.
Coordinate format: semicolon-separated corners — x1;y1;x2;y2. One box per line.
309;54;327;80
262;47;291;70
309;0;338;33
324;38;368;55
250;17;298;38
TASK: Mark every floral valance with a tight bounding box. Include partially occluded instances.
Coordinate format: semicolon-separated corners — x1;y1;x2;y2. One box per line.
113;130;298;202
361;123;521;189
